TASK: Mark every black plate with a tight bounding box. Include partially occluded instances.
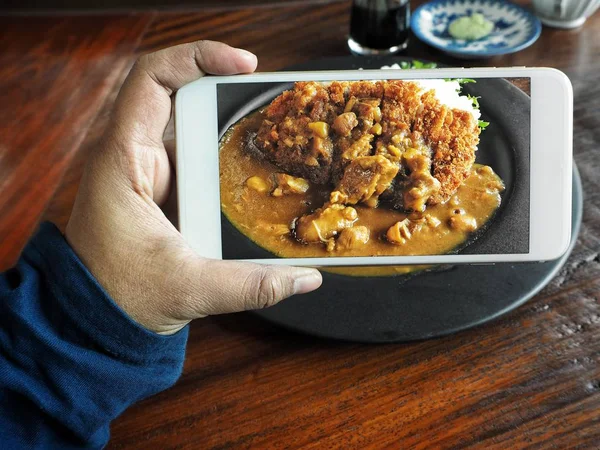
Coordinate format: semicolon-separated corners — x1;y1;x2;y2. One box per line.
224;56;581;342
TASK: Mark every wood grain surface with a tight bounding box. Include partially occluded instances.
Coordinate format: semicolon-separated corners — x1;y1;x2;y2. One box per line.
0;0;346;13
0;14;152;268
1;1;599;448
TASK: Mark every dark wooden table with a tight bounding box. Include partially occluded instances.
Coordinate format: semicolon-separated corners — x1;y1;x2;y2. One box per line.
1;1;599;447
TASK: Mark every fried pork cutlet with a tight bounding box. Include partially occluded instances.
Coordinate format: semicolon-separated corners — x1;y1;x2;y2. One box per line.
254;80;480;211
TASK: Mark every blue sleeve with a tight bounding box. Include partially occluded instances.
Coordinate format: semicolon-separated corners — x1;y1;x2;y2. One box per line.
0;222;189;449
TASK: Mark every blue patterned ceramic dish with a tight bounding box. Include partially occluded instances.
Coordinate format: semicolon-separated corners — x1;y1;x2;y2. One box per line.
411;0;542;58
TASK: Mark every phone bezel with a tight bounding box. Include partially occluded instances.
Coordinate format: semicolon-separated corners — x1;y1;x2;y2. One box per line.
175;68;572;266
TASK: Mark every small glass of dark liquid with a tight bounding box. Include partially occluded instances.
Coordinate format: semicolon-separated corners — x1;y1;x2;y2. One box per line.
348;0;410;56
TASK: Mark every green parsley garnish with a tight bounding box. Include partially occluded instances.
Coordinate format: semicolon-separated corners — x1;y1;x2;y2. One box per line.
400;60;438;69
478;120;490;129
444;78;476;84
467;94;480;109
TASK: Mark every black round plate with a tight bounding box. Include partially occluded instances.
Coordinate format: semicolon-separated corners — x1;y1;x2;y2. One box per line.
238;56;582;343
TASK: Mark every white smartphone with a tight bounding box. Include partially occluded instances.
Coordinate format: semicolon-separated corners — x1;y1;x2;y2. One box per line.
175;68;572;266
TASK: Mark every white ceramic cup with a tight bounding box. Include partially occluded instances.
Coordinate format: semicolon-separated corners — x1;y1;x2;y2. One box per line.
532;0;600;28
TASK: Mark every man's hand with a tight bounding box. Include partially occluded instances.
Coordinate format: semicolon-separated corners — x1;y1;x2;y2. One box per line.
65;41;322;335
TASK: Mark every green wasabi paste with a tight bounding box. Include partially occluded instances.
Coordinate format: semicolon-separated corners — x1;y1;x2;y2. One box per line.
448;13;494;40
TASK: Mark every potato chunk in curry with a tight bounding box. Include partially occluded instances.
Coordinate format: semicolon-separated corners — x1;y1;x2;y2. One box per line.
332;112;358;136
386;218;423;245
294;204;358;244
272;173;310;197
337;226;370;251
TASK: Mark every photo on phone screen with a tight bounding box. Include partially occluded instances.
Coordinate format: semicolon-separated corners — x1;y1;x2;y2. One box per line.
216;77;530;260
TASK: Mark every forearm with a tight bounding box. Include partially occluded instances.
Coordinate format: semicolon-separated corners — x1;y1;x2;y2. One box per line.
0;223;188;449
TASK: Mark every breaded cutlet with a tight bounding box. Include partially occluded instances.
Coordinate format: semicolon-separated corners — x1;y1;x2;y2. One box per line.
254;80;480;209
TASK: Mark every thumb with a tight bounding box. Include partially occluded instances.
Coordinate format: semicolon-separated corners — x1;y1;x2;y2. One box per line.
172;256;323;318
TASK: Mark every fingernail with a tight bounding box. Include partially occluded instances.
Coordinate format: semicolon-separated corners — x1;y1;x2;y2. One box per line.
292;269;323;295
236;48;257;64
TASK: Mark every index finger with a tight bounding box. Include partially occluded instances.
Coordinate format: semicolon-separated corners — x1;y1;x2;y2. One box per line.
108;40;257;146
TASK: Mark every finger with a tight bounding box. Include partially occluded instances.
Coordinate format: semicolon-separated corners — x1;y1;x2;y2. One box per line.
109;40;257;147
161;140;178;225
163;138;176;166
172;257;323;318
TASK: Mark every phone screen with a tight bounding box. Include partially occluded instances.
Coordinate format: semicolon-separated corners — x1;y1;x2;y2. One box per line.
216;77;530;261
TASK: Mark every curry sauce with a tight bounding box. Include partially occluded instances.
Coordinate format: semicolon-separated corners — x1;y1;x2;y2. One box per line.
220;109;504;275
